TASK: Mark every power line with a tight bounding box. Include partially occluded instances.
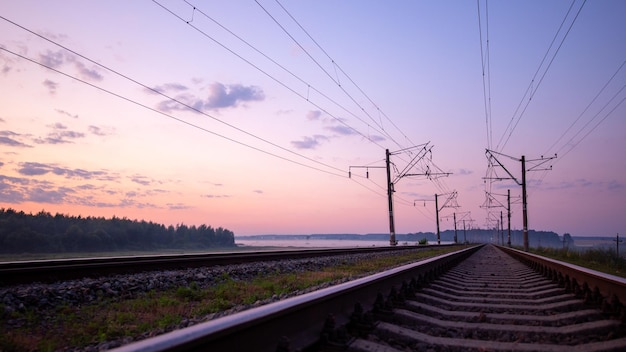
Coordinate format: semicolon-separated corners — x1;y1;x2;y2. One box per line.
154;0;388;150
254;0;392;141
477;0;493;150
0;46;350;179
497;0;586;151
0;14;351;177
272;0;414;149
546;60;626;156
179;0;392;150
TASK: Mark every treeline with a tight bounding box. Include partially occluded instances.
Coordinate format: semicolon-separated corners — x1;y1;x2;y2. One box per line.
0;208;235;254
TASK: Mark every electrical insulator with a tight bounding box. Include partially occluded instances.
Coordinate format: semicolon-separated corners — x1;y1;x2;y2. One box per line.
348;171;351;178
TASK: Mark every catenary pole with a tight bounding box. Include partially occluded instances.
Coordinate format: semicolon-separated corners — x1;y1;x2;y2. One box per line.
521;155;529;251
386;149;397;246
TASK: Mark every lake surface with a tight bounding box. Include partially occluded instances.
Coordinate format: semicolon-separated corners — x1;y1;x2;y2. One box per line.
235;238;452;248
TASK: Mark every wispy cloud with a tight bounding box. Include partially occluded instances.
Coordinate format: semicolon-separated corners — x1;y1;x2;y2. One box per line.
0;171;164;209
149;83;188;94
130;175;153;186
204;82;264;110
167;203;193;210
31;122;91;144
155;81;265;113
16;162;114;181
324;125;356;136
290;135;329;150
42;79;58;94
202;194;231;199
306;110;322;121
88;125;114;136
0;130;32;148
55;109;79;119
39;49;103;84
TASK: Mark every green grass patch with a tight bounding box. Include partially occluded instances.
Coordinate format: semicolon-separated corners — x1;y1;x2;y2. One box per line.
529;246;626;278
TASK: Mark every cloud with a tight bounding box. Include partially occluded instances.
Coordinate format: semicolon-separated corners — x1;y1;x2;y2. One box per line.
368;135;386;142
0;162;3;168
167;203;193;210
131;175;152;186
154;81;265;113
253;190;263;194
0;131;32;148
43;79;58;94
290;135;329;150
72;60;103;81
0;180;26;203
28;187;69;203
39;49;103;82
39;50;65;68
457;168;473;176
202;194;231;199
88;125;114;136
307;110;322;121
55;109;79;119
325;125;356;136
204;82;264;110
157;93;204;113
32;123;86;144
608;180;623;191
16;162;113;181
150;83;188;94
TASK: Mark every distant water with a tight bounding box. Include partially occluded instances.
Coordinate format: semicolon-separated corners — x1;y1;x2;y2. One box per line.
235;238;451;248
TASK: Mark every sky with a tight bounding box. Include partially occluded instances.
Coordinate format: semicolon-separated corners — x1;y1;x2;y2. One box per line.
0;0;625;238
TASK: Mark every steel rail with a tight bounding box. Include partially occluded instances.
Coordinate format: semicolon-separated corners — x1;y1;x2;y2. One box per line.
498;245;626;318
111;245;482;352
0;244;452;285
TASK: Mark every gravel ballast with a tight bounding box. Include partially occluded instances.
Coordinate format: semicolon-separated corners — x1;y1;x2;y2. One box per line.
1;249;425;351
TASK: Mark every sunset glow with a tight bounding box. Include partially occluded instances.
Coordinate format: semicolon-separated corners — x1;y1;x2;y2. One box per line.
1;1;625;237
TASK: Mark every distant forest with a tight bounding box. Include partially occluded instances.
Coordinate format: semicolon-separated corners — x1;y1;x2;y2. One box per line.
0;208;235;254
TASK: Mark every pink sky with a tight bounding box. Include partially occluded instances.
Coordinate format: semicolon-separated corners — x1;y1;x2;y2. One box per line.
1;1;625;237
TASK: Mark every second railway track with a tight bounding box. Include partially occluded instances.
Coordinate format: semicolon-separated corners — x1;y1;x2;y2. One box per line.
114;244;626;352
350;244;626;351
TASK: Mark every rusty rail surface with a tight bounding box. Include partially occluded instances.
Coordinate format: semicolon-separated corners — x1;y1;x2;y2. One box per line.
111;245;482;352
498;245;626;319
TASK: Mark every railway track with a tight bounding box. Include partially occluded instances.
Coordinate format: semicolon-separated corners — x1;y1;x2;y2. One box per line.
113;244;626;352
0;245;437;285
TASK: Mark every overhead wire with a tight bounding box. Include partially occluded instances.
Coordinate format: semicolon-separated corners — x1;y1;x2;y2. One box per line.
191;0;452;217
254;0;401;146
477;0;493;151
497;0;586;151
252;0;437;185
150;1;432;212
271;0;415;150
545;59;626;156
0;14;352;178
0;15;360;177
158;1;388;151
527;59;626;195
0;45;349;178
179;0;391;150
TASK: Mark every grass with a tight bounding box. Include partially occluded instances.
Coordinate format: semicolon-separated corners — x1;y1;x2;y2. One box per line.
529;246;626;278
0;246;460;351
